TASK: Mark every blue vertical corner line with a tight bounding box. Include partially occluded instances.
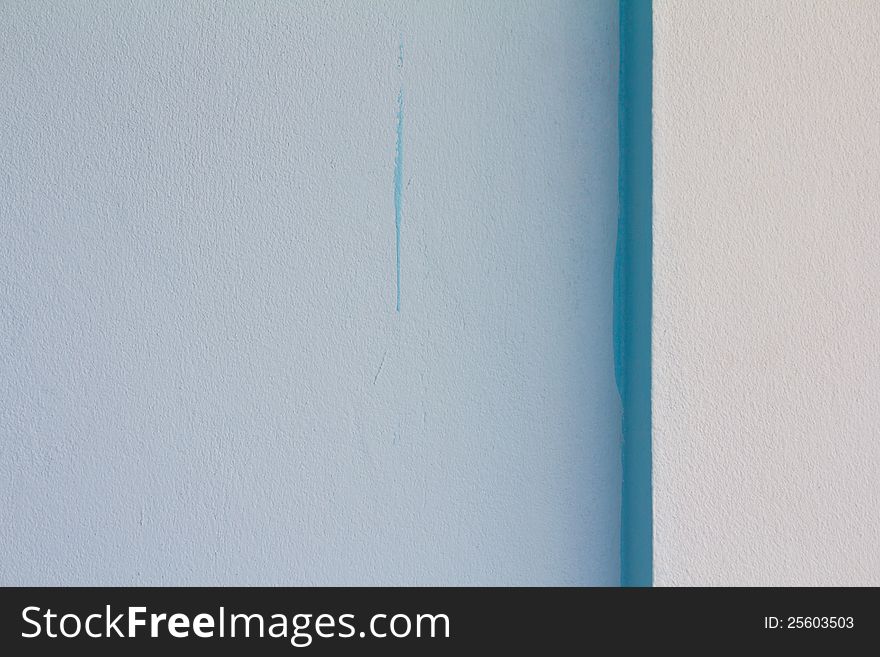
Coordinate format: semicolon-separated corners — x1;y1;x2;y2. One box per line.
615;0;652;586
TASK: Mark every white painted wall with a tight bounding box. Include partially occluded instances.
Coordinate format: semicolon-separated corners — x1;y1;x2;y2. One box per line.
654;0;880;585
0;1;620;585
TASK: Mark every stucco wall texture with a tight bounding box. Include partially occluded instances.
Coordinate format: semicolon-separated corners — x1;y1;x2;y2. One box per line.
0;2;621;585
654;0;880;585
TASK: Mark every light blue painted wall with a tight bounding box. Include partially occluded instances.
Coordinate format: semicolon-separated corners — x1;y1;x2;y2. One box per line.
0;0;620;585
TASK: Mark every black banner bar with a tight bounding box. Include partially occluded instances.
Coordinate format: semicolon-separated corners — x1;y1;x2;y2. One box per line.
0;587;875;653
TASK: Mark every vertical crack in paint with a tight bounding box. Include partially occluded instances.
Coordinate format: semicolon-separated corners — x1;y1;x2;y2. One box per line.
394;41;404;312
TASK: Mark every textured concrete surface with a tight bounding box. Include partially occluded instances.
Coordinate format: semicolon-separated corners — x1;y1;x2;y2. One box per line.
654;0;880;585
0;1;620;585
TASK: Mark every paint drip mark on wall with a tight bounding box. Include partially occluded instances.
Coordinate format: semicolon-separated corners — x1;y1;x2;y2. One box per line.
394;41;404;312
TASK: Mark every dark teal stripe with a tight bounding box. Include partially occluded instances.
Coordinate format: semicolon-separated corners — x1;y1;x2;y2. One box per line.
615;0;652;587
